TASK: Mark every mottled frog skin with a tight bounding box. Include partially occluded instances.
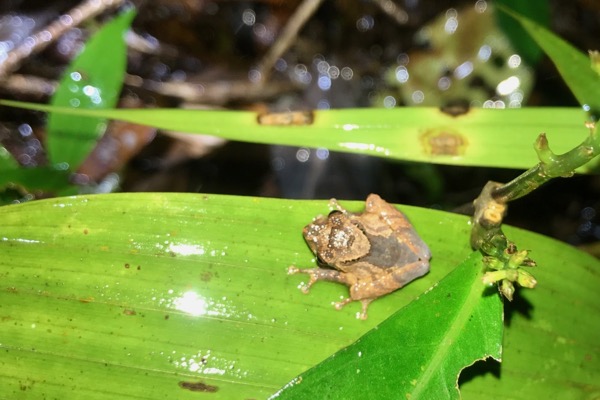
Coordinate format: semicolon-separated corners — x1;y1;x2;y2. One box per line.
289;194;431;319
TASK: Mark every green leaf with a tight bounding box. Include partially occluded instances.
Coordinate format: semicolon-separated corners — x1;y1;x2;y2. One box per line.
0;145;71;193
0;194;471;398
461;226;600;398
495;0;549;65
46;9;135;169
0;144;18;169
498;5;600;115
0;166;71;191
274;252;503;399
1;193;599;398
0;101;595;172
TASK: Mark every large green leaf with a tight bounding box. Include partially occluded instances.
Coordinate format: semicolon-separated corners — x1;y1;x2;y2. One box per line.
274;252;503;399
1;193;599;398
0;194;471;398
461;232;600;399
0;101;595;172
46;9;135;169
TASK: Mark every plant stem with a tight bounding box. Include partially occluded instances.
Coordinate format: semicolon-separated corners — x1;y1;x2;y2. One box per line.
0;0;125;78
470;123;597;299
492;125;598;203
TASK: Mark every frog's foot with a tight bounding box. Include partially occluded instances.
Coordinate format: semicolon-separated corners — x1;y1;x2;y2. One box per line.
288;266;349;293
334;297;373;320
288;266;316;293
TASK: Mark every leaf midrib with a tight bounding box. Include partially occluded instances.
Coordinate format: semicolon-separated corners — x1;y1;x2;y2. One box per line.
411;267;484;398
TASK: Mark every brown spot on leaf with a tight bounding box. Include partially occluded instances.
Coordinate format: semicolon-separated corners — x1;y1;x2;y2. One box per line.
178;381;218;393
79;296;94;303
200;271;213;282
123;309;137;316
83;229;89;235
421;129;468;156
124;263;130;269
257;110;314;125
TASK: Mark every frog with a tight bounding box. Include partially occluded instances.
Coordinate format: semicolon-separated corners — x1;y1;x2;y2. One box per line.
288;194;431;319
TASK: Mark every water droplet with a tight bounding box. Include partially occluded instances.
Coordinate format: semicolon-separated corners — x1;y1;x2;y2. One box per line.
59;14;74;26
242;9;256;26
356;15;374;32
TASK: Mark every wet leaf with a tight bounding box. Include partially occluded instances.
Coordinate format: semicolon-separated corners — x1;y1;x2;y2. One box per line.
0;101;595;172
46;9;135;169
1;193;599;398
0;193;471;398
273;252;503;399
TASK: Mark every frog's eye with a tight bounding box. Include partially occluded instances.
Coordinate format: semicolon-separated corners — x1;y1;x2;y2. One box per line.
327;211;348;228
316;247;337;265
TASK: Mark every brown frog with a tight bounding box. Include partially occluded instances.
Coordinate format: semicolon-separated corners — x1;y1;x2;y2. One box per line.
289;194;431;319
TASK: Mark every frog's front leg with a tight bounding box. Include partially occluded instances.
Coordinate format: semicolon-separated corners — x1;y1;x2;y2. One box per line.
288;266;356;293
289;266;369;318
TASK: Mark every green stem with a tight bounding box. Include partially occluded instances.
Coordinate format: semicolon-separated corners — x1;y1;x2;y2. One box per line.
492;126;598;203
470;124;598;299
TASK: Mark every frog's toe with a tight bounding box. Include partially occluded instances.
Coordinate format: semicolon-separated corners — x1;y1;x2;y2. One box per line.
333;297;352;311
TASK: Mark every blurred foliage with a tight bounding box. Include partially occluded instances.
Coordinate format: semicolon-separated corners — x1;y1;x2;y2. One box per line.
495;0;550;65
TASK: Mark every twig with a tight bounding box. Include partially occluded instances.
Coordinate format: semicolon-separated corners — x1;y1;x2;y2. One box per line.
470;181;506;251
0;74;57;98
257;0;324;81
0;0;125;78
370;0;409;25
125;75;299;105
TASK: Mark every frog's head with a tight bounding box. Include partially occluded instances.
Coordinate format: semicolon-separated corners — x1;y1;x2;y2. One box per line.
303;211;370;265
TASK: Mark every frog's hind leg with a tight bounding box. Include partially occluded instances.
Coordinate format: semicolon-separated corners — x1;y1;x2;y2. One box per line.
334;297;373;320
288;266;354;292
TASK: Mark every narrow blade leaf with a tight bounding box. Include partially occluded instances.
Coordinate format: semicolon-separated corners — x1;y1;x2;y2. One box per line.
0;101;594;172
46;9;135;168
498;5;600;115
